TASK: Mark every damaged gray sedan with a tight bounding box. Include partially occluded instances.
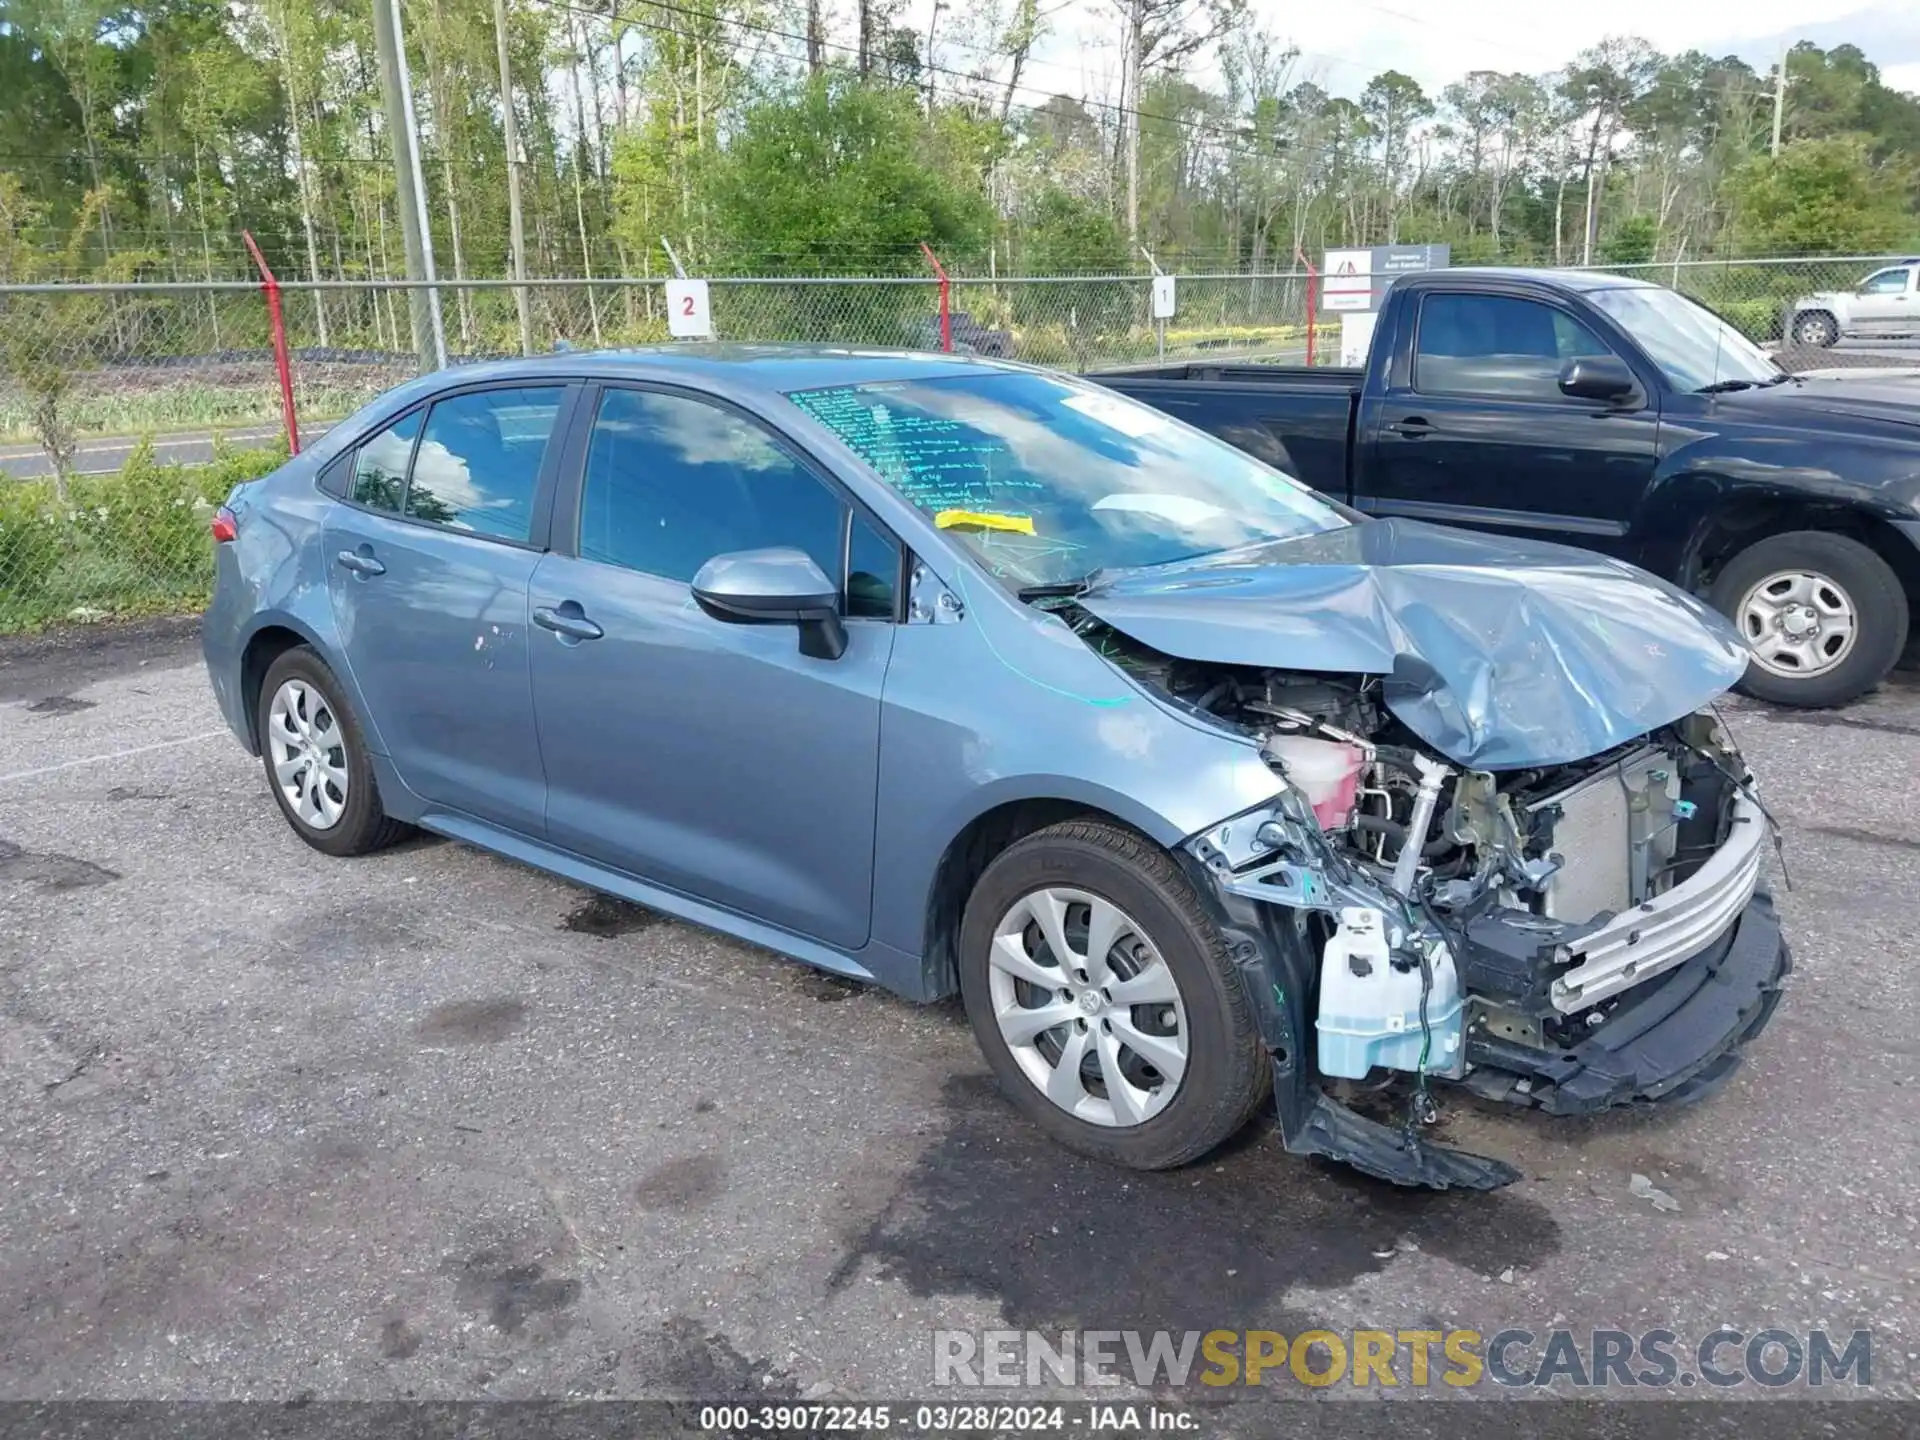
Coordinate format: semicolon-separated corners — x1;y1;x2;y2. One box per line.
203;349;1789;1191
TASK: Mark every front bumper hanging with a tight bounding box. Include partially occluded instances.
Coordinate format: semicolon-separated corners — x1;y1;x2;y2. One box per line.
1182;790;1792;1193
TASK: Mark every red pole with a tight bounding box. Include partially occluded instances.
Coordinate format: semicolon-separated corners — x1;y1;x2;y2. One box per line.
1295;245;1319;368
242;229;301;455
920;241;951;352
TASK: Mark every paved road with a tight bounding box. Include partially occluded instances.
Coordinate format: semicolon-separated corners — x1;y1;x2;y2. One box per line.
0;424;333;482
0;623;1916;1419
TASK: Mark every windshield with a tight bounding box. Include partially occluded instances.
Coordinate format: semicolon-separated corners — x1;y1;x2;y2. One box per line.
786;372;1348;590
1586;285;1780;391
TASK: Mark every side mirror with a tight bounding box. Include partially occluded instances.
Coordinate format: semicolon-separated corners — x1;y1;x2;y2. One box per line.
691;547;847;661
1558;356;1638;405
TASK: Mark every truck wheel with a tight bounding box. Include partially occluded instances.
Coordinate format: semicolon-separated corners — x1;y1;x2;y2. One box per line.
957;820;1270;1170
1710;531;1907;708
1792;310;1837;347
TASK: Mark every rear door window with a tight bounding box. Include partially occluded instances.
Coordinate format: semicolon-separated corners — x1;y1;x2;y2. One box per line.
405;387;566;542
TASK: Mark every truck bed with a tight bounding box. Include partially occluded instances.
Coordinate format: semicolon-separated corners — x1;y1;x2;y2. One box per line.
1089;362;1361;500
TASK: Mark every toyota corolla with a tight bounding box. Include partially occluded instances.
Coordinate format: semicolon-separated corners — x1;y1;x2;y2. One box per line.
202;347;1791;1189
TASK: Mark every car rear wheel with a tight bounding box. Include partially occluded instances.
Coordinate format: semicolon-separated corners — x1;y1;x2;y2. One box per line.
1710;531;1907;708
957;819;1269;1170
1792;310;1837;347
256;647;410;856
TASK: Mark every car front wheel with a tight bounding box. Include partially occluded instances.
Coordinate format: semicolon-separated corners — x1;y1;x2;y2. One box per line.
957;819;1270;1170
256;647;410;856
1711;531;1908;708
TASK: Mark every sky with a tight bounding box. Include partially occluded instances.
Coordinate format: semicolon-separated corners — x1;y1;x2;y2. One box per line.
924;0;1920;108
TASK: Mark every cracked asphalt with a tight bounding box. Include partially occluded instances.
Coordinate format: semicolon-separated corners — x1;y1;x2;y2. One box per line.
0;618;1916;1418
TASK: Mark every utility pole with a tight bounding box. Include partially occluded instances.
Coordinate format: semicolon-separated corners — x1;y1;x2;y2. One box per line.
925;0;945;116
1123;0;1142;243
373;0;447;370
493;0;534;355
1771;43;1788;158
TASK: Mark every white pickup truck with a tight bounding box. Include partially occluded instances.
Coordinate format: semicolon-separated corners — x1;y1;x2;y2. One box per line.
1789;260;1920;346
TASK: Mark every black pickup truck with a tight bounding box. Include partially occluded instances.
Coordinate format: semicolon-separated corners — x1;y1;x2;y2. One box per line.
1095;267;1920;707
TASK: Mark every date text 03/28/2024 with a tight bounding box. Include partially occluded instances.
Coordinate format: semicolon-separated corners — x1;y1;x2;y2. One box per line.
696;1405;1190;1432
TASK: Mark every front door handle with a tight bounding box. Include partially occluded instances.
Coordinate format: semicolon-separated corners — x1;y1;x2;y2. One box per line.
533;604;604;642
336;548;385;576
1386;417;1435;438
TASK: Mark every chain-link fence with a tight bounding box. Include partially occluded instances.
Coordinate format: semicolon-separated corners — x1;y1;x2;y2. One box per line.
4;253;1917;631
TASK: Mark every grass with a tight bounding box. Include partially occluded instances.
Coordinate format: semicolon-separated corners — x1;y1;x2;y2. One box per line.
0;439;287;633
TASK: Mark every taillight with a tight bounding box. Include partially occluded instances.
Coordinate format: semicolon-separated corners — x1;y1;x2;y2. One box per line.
210;507;238;544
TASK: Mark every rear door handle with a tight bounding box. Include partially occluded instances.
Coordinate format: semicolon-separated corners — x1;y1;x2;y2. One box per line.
335;549;385;576
1386;417;1435;438
533;604;604;642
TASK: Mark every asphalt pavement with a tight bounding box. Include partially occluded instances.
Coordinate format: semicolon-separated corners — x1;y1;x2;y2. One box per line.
0;622;1916;1419
0;425;333;482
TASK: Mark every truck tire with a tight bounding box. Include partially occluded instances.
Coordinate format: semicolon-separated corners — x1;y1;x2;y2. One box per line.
1710;531;1907;708
957;819;1270;1170
1791;310;1838;347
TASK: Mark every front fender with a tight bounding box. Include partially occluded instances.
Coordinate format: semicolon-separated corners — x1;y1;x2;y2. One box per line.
1630;422;1920;583
866;599;1284;962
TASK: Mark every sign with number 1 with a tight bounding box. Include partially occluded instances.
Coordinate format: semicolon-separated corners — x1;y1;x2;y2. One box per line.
666;279;713;339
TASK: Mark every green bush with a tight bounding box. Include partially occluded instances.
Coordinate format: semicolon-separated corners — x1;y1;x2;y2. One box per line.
1713;298;1786;343
69;440;219;585
0;436;290;633
0;482;66;628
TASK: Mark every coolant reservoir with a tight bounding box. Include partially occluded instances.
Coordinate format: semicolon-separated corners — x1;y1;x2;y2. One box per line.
1316;907;1464;1080
1262;734;1365;829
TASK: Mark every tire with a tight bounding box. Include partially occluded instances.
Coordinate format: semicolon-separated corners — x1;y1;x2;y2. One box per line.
1792;310;1837;347
1709;531;1908;708
957;819;1270;1170
255;647;411;856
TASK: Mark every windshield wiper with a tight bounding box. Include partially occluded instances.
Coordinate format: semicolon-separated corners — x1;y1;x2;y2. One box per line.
1695;378;1761;394
1017;573;1102;602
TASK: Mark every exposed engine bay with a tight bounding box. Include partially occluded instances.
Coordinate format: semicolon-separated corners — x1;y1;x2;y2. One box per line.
1061;604;1787;1190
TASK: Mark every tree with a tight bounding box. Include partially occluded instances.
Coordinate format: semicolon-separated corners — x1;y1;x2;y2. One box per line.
695;77;995;273
1725;136;1911;256
1107;0;1244;242
1360;71;1434;242
1559;37;1659;265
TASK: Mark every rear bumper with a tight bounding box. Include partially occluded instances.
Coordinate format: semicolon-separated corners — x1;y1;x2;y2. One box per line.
1462;887;1791;1115
200;552;257;753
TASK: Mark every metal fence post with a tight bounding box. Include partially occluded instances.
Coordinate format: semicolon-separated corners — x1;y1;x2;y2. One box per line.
920;242;951;352
242;230;301;455
1295;246;1320;367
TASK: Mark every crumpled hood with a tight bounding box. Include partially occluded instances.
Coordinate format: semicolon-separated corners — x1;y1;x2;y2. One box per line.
1078;518;1749;770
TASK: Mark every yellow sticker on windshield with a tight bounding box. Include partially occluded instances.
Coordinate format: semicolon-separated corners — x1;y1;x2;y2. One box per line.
935;510;1036;536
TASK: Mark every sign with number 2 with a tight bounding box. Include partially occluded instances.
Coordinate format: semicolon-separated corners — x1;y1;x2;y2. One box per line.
666;279;713;339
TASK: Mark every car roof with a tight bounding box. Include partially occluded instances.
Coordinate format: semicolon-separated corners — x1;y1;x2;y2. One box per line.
1398;266;1658;292
413;343;1001;398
